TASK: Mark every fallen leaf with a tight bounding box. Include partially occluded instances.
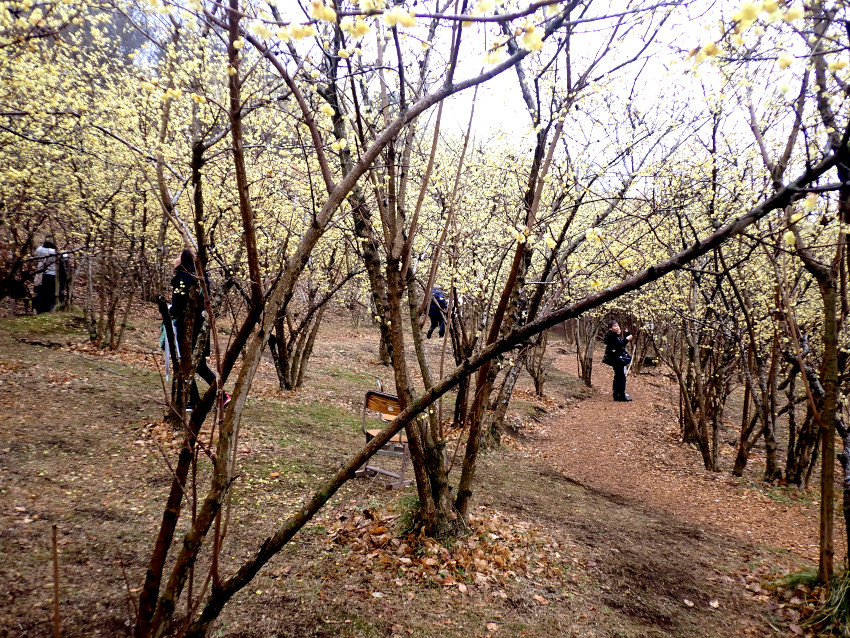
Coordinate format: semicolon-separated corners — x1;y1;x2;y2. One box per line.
372;591;386;598
788;624;804;636
457;583;468;594
683;599;694;607
269;472;280;478
486;622;500;631
533;594;549;605
709;599;720;608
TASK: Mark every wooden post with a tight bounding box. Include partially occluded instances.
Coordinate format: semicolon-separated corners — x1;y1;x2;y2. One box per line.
52;524;60;638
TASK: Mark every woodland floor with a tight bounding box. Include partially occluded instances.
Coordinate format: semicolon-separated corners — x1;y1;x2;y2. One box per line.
0;307;836;637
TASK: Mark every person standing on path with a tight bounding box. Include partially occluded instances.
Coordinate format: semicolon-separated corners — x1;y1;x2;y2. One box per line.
603;320;633;402
170;248;229;410
34;236;58;314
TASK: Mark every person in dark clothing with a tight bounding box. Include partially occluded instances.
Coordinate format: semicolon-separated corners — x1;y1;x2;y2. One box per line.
427;288;448;339
603;320;633;402
170;248;229;410
34;237;58;314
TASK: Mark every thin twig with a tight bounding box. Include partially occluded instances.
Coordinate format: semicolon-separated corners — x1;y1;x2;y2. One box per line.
52;525;60;638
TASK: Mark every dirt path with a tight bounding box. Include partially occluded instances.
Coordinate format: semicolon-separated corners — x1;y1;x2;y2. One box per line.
528;354;828;562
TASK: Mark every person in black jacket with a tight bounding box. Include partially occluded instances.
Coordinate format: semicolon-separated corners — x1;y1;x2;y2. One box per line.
170;248;229;410
603;320;633;402
426;287;448;338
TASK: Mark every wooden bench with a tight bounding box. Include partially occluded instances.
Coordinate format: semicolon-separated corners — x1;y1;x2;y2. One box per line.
354;390;412;489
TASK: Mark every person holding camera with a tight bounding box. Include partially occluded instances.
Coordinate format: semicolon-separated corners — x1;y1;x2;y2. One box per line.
603;320;633;402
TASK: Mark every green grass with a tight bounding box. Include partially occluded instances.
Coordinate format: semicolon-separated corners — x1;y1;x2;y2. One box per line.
745;480;818;506
244;398;363;443
327;365;376;386
776;567;819;590
0;308;88;337
279;400;362;433
806;569;850;633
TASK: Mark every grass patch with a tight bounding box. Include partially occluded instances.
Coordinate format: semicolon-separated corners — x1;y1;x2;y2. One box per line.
327;365;375;387
548;368;595;401
745;480;818;506
0;308;88;338
279;400;362;433
245;398;362;440
513;399;547;421
776;567;819;590
806;569;850;633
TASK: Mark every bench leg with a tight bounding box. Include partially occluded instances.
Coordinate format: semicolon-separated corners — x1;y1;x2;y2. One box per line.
385;444;412;490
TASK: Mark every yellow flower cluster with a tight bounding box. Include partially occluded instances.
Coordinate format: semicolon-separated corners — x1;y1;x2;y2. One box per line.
330;138;347;150
732;1;804;32
508;226;529;244
801;193;818;211
309;1;336;23
471;0;496;17
518;25;544;51
586;227;604;242
250;21;274;40
341;17;371;38
383;6;415;28
359;0;386;10
280;24;318;41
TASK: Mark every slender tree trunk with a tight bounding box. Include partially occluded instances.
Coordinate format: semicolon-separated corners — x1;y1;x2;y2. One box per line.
818;275;837;582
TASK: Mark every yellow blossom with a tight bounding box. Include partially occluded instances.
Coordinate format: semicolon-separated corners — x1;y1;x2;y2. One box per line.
353;19;371;37
586;227;603;242
783;230;796;246
738;1;761;21
140;80;156;92
250;21;273;39
519;26;544;51
545;2;561;16
702;42;721;57
309;1;336;22
483;48;505;65
783;6;803;21
320;103;334;116
330;138;348;150
802;193;818;211
471;0;496;17
778;53;793;69
233;38;244;49
383;6;415;28
290;24;317;40
790;212;805;223
190;93;206;103
828;60;848;72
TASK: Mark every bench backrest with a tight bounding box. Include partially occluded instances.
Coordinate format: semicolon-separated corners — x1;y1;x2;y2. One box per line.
362;390;401;429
